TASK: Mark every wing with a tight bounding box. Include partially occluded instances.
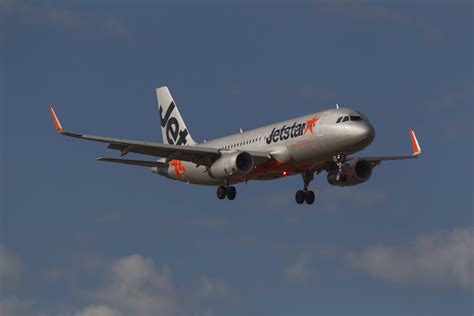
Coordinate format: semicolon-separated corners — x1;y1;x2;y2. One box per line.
49;107;271;165
96;157;168;167
349;129;422;165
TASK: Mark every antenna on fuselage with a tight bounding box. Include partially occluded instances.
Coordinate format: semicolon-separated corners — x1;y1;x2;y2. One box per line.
240;128;243;134
336;103;339;109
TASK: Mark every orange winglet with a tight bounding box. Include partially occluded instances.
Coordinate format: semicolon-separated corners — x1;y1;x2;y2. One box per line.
49;106;63;132
409;129;421;155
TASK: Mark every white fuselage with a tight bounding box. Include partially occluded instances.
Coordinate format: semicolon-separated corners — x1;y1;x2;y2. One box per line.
152;108;375;185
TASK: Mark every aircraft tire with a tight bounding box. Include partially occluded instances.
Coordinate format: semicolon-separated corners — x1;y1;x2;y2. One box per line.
295;190;305;204
305;190;315;205
226;186;237;200
217;185;227;200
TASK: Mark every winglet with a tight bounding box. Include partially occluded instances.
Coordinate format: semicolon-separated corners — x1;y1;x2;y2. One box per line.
49;106;63;132
409;129;421;156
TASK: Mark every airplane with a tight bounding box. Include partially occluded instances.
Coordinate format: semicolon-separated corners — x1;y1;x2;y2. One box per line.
49;86;421;205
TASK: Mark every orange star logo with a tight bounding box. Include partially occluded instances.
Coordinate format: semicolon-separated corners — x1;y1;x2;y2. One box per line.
304;116;318;134
170;160;186;178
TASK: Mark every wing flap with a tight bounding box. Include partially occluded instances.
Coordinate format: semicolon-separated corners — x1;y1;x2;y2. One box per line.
97;157;167;167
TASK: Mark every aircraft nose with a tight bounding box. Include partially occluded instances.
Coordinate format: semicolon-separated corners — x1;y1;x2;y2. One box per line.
352;123;375;142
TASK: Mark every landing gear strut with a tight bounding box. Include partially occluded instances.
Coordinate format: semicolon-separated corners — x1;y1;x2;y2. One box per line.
333;154;347;182
216;185;237;200
295;172;316;205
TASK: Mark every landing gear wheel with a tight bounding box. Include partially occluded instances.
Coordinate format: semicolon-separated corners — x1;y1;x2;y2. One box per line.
217;185;227;200
295;190;305;204
226;186;236;200
305;190;315;205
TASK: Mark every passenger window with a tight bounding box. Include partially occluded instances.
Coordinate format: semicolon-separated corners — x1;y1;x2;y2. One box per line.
336;117;342;123
342;116;349;123
350;116;361;121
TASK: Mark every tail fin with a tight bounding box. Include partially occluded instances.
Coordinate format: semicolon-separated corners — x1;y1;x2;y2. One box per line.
156;86;196;146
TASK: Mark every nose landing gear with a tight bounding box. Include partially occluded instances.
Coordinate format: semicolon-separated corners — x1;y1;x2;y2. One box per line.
333;154;347;182
295;172;316;205
216;185;237;200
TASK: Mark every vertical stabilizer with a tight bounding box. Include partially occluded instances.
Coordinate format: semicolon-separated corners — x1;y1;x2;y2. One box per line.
156;86;196;146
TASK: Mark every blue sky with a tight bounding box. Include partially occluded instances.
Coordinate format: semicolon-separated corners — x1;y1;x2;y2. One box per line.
1;1;473;315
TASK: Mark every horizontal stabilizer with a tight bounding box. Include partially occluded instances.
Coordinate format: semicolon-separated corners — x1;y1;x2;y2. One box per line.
97;157;167;168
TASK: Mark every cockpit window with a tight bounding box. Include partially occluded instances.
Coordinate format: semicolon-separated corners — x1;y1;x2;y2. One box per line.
342;116;349;123
350;116;362;121
336;117;342;123
356;112;368;121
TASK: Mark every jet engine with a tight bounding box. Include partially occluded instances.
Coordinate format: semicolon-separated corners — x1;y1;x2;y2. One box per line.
327;159;373;187
208;152;254;179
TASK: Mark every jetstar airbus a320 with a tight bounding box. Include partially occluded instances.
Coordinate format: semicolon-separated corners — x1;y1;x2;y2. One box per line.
50;86;421;205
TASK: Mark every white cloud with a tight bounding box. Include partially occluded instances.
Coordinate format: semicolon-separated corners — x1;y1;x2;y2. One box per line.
187;217;229;230
350;227;474;289
283;253;316;284
74;254;237;316
0;246;40;315
318;187;387;210
104;17;130;39
1;2;130;39
74;305;121;316
92;254;180;315
0;296;37;316
0;244;21;284
315;1;442;41
295;85;335;102
196;277;232;300
46;7;83;28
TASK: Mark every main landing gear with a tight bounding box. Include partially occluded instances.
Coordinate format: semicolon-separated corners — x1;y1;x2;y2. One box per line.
217;185;237;200
295;172;316;205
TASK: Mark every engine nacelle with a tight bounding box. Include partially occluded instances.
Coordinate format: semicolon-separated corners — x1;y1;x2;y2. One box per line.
208;152;254;179
327;159;373;187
